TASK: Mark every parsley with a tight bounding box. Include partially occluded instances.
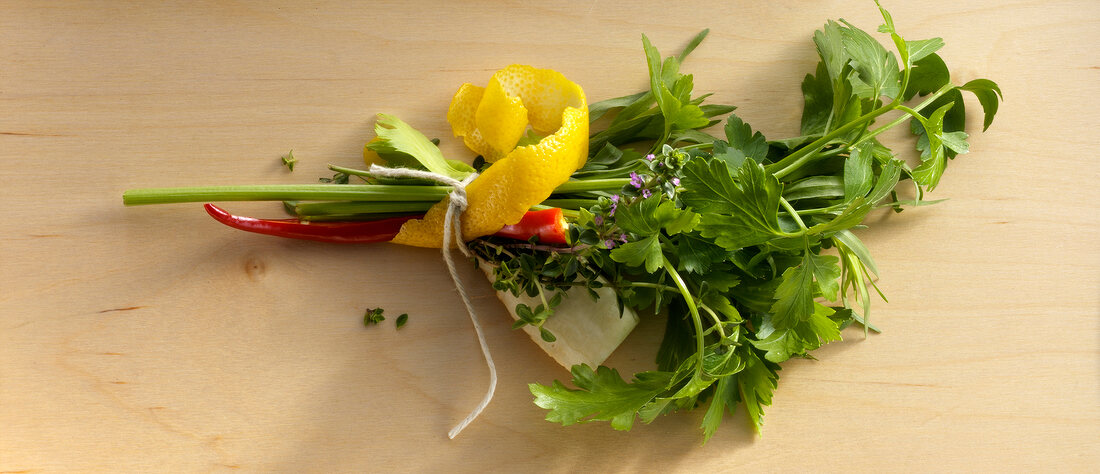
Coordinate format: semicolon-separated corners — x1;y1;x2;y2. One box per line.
490;3;1001;442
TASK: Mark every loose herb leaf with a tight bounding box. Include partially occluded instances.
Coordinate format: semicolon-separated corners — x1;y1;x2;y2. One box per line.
281;150;297;171
363;308;385;325
530;365;674;431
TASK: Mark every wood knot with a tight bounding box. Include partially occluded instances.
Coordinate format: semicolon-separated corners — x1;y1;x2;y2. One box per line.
243;256;266;281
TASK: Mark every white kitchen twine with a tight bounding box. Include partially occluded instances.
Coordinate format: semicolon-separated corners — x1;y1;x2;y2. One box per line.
367;164;495;439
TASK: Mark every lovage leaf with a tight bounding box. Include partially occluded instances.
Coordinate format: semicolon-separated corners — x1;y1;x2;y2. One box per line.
800;61;835;136
839;20;901;100
814;21;849;83
960;78;1003;131
843;141;874;201
874;1;943;69
904;53;951;100
911;102;955;189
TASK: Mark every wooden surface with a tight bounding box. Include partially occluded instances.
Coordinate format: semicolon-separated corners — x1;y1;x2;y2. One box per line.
2;1;1098;471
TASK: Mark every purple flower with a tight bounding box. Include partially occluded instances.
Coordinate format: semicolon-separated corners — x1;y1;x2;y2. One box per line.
629;172;645;189
604;239;617;249
593;215;604;226
645;153;656;161
619;234;629;243
610;194;620;203
641;188;652;198
609;202;617;216
671;177;681;186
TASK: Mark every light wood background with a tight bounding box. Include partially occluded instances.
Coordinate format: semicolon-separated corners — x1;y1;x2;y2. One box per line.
2;1;1097;471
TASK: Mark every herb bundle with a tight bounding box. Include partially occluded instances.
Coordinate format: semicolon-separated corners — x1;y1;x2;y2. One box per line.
472;3;1000;441
122;3;1000;441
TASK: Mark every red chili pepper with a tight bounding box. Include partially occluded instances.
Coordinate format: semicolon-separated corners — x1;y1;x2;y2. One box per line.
493;208;569;245
204;204;416;243
203;204;570;245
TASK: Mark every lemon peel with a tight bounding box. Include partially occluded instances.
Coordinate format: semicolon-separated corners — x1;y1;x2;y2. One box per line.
391;65;588;248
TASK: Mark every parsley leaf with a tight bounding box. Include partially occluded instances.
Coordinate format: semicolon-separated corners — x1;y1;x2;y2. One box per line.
753;303;843;363
681;157;788;250
610;235;664;273
765;250;842;333
713;113;769;170
529;365;674;431
736;348;780;434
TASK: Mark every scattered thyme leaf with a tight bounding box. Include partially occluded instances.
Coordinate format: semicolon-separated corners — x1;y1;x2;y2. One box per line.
281;150;298;171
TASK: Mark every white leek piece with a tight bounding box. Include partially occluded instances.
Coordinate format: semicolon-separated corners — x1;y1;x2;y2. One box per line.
479;261;639;369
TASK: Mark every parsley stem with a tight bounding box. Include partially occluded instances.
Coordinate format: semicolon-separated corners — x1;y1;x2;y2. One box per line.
622;281;681;293
662;256;705;380
699;304;727;339
779;197;809;231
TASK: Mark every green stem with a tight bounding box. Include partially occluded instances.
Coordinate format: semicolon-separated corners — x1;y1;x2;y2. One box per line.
622;281;682;293
530;204;580;220
122;184;451;206
294;201;433;216
124;178;630;206
662;256;706;380
539;198;598;210
328;164;375;179
676;142;715;151
552;178;630;194
699;304;727;339
850;84;956;148
297;212;422;222
779;197;809;231
768;105;894;179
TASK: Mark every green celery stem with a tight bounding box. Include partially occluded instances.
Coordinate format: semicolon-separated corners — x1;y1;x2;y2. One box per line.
123;178;631;206
123;184;451;206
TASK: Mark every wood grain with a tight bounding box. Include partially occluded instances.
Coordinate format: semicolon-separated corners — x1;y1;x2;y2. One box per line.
2;0;1097;471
